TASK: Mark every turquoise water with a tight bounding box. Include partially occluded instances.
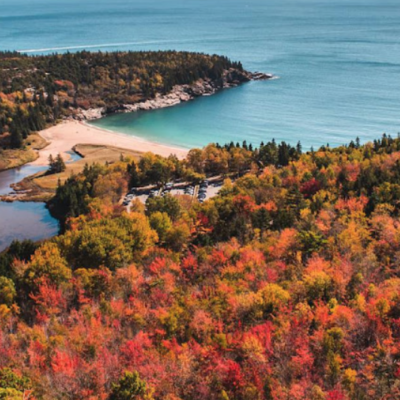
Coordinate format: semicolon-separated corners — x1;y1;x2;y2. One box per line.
2;0;400;149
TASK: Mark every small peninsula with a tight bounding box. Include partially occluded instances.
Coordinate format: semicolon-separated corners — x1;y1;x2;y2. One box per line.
0;51;272;171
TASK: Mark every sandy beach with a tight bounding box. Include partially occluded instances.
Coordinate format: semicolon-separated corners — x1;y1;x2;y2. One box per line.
32;120;188;166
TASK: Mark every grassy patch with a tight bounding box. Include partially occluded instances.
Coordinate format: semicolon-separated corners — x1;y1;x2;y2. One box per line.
0;133;48;171
33;144;143;191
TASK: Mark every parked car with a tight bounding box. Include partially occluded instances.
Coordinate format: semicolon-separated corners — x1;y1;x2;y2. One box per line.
149;190;158;198
185;186;194;195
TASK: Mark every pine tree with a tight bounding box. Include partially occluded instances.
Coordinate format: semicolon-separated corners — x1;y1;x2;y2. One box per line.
48;155;55;173
296;141;302;155
48;154;66;174
278;142;290;166
10;129;23;148
128;161;140;188
55;154;66;173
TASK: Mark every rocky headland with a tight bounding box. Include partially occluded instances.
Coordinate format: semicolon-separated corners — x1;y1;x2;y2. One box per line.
76;69;274;121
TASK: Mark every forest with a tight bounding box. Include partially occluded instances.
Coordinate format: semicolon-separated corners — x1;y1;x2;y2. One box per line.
1;134;400;399
0;51;242;150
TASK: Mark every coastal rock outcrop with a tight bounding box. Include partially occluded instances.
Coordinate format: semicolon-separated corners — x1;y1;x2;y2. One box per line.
75;69;274;121
78;107;105;120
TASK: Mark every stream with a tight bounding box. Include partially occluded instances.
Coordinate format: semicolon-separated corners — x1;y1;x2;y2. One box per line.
0;151;81;252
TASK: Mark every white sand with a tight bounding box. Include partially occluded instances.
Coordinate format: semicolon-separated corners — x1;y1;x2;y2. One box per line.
32;120;188;165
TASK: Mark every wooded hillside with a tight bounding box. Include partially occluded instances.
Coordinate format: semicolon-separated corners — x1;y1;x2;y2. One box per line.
1;134;400;399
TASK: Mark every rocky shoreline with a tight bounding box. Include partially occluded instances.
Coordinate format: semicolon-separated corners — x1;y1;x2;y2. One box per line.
76;69;274;121
0;172;54;203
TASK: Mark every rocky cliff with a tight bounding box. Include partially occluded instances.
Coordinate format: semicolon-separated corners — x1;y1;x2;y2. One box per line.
76;69;273;121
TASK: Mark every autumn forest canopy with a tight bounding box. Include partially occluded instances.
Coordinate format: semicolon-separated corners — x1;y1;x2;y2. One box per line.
1;132;400;399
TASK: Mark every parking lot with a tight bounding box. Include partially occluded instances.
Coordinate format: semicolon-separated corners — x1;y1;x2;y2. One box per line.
121;180;223;211
204;181;223;199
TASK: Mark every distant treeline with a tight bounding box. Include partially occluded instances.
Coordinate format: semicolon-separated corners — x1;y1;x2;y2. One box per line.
0;50;242;149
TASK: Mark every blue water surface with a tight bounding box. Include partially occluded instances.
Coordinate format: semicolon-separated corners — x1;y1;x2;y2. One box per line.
0;164;59;252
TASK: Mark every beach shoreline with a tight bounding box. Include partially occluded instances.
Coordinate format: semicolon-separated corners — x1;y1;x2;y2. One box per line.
31;120;189;167
0;121;189;202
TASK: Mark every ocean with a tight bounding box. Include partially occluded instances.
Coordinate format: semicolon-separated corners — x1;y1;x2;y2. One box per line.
1;0;400;149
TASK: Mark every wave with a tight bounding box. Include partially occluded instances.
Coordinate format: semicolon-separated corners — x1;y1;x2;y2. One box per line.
17;40;183;53
17;35;269;54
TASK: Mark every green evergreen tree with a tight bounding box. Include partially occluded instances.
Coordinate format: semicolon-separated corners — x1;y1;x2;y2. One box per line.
109;371;149;400
55;154;66;173
48;154;55;173
10;128;23;149
128;161;140;188
48;154;66;174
